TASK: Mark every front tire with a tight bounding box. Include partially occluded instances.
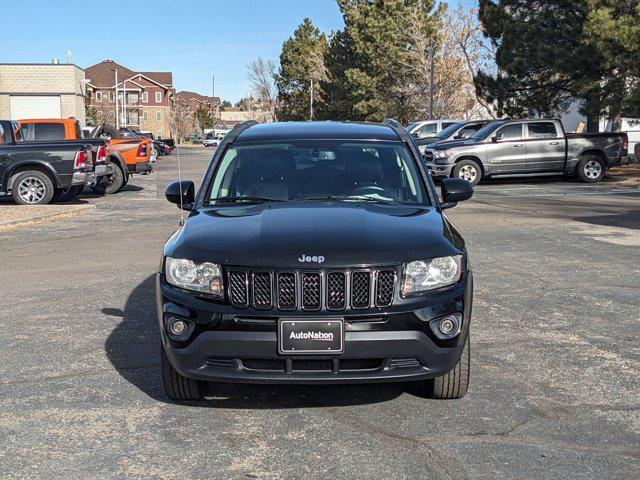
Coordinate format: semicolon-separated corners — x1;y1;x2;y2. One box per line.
161;345;205;401
12;170;55;205
452;160;482;186
577;155;605;183
426;334;470;399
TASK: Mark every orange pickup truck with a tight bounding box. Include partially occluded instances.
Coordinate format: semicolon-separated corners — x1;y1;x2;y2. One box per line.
18;118;153;194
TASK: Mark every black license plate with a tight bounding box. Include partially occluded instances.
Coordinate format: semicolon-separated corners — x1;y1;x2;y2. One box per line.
278;319;344;355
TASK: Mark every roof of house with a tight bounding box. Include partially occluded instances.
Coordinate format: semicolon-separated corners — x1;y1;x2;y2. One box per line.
85;60;173;88
176;91;221;105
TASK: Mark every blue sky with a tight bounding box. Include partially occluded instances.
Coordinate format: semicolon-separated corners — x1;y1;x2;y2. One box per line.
4;0;463;103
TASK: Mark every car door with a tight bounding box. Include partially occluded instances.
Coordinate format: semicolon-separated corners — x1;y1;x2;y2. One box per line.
524;121;565;172
485;123;526;173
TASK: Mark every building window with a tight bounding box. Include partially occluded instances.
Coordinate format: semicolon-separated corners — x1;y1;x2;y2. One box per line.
156;112;162;121
155;92;162;103
142;92;148;103
143;111;148;121
109;91;114;102
96;91;102;102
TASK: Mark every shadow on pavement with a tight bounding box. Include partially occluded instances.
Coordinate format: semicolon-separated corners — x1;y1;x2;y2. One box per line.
572;210;640;230
105;275;406;408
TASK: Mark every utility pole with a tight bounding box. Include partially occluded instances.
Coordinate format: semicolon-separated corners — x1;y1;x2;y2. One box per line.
114;68;119;129
212;75;215;99
310;78;314;121
429;43;435;119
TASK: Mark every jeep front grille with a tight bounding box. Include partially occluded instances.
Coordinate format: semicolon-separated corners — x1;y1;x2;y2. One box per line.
227;268;396;311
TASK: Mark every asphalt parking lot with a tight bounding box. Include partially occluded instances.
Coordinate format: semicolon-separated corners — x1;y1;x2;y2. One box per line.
1;147;638;479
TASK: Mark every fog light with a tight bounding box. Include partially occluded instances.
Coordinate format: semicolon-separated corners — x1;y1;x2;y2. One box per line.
439;318;455;335
169;319;186;336
429;313;462;340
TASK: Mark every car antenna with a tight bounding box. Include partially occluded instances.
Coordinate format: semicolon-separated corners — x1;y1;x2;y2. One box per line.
176;141;185;226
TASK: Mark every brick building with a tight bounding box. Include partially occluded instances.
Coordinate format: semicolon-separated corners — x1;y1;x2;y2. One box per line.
0;63;87;124
85;60;174;138
176;91;221;118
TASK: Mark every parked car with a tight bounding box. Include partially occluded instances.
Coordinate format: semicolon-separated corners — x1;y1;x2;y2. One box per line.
203;133;223;147
416;120;492;153
0;120;94;205
140;131;175;152
406;119;461;142
158;120;474;401
119;128;168;159
24;120;153;194
18;119;113;200
423;119;628;185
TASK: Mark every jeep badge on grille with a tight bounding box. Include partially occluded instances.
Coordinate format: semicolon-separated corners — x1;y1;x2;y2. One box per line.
298;254;325;264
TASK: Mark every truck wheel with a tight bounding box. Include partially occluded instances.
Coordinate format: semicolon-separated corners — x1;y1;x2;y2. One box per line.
91;164;125;195
453;160;482;186
12;170;55;205
577;155;605;183
426;334;470;399
161;345;205;401
53;185;82;203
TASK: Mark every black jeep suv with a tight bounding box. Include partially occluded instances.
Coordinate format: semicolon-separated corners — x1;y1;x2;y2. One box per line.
158;120;474;401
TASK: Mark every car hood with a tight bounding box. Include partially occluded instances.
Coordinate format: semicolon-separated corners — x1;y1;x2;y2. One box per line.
165;202;460;268
432;139;478;150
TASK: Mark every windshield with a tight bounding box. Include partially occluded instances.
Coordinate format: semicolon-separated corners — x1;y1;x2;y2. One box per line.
206;141;428;205
436;122;465;139
470;121;505;140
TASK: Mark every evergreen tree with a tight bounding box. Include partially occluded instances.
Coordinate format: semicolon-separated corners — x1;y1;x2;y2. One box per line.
476;0;639;131
335;0;441;123
275;18;329;121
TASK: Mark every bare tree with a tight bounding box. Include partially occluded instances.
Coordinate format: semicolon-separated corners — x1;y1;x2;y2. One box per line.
170;98;194;143
399;1;497;120
246;57;279;121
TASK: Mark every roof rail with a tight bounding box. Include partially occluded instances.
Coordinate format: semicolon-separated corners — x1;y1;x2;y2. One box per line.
383;118;411;143
226;120;259;144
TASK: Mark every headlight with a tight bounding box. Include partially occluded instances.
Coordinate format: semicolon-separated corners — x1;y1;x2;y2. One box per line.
401;255;462;296
434;150;452;159
165;257;224;297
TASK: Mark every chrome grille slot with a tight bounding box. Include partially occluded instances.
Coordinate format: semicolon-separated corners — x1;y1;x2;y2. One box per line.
301;272;321;310
376;270;395;307
351;271;371;309
252;272;272;310
277;272;297;310
229;271;248;308
327;272;346;310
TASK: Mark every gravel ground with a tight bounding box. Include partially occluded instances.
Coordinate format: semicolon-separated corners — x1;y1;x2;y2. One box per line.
0;147;638;479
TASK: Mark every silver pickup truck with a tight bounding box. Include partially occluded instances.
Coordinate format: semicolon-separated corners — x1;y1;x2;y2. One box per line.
423;119;629;185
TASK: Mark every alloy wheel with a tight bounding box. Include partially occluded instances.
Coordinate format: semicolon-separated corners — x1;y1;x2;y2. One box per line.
584;160;602;179
458;165;477;183
18;177;46;204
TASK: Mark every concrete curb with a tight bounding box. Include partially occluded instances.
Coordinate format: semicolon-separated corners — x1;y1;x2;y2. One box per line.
0;204;96;232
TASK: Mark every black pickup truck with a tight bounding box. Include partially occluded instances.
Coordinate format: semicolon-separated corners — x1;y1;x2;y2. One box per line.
424;119;629;185
0;120;94;204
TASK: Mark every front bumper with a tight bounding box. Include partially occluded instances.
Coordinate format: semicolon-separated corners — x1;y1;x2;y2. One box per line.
157;272;473;385
424;162;454;178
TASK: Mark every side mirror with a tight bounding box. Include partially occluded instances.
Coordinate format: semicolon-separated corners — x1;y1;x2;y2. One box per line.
411;131;419;139
491;133;503;142
165;180;195;210
453;135;463;139
440;178;473;209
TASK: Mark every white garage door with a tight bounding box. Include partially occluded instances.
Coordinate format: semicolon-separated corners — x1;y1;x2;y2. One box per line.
9;96;61;119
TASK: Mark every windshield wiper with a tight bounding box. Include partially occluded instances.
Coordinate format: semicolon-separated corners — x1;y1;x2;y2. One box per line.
296;195;401;205
212;196;286;204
